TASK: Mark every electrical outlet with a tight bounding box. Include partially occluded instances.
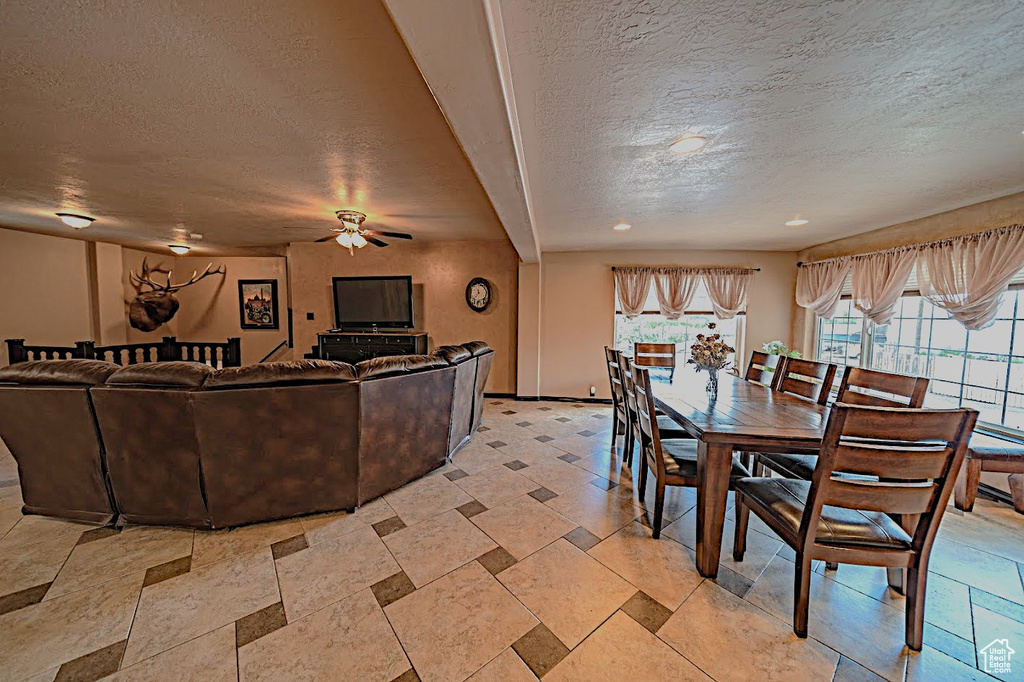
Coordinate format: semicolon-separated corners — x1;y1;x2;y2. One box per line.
306;312;315;320
589;385;596;397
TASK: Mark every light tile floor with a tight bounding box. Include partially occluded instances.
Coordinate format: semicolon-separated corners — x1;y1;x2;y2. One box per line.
1;400;1023;681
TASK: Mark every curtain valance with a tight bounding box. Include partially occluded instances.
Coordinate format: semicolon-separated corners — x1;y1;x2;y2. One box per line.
613;266;757;320
795;224;1024;330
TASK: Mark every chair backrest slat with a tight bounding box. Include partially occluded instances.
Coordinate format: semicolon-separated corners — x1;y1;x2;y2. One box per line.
836;367;929;407
634;343;676;369
774;358;837;405
744;350;783;387
833;442;951;480
823;478;939;514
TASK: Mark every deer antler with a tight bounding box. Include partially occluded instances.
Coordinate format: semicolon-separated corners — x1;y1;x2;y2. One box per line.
129;258;225;293
129;257;173;293
162;263;226;293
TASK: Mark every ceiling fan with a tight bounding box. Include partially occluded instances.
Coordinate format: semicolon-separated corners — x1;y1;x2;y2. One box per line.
289;211;413;255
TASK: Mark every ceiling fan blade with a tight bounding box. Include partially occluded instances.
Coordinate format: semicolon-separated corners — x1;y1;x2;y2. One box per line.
365;229;413;240
365;236;390;247
314;234;337;243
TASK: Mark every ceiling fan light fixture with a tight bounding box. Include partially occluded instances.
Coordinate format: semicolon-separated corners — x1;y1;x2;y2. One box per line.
168;244;191;255
669;134;707;155
335;232;353;248
335;210;367;228
350;233;367;248
56;212;95;229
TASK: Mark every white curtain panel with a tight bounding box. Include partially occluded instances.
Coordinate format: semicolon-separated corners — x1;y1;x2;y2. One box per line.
916;226;1024;330
795;259;852;319
850;249;917;325
614;267;654;318
703;269;753;319
653;268;701;320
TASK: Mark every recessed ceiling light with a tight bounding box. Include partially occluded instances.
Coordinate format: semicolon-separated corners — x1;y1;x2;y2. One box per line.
168;244;190;255
785;219;809;227
613;222;632;231
669;135;707;155
56;212;94;229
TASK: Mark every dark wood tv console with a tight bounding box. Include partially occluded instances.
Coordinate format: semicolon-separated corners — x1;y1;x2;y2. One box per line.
317;331;427;364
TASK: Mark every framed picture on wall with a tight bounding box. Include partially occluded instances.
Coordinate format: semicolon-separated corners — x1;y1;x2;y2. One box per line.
238;279;279;330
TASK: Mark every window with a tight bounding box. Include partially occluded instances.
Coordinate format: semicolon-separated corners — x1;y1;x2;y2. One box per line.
614;281;742;371
815;298;865;375
815;286;1024;434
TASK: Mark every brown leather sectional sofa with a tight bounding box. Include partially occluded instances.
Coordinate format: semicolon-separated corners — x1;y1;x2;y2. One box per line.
0;341;493;528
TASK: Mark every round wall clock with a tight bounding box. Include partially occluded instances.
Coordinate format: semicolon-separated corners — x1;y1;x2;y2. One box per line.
466;277;492;312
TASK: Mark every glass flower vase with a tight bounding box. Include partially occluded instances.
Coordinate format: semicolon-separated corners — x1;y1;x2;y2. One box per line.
705;368;719;399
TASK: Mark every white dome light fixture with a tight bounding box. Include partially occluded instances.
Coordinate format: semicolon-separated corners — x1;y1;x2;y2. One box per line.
56;212;95;229
785;218;809;227
613;222;632;231
669;134;707;155
168;244;191;255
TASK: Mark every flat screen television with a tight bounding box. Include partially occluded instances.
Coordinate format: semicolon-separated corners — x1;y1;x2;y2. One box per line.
332;276;414;329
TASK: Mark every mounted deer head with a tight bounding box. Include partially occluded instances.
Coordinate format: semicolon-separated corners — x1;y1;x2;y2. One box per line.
128;258;226;332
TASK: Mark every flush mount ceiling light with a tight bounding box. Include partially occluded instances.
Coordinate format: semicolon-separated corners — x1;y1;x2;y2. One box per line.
785;218;809;227
613;222;632;231
168;244;191;255
56;212;95;229
669;134;707;155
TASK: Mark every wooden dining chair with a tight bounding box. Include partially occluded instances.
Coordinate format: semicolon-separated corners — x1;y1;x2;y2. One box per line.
619;355;691;468
744;350;784;388
732;404;977;649
632;362;750;538
773;357;837;406
604;347;630;447
634;342;676;381
758;367;931;481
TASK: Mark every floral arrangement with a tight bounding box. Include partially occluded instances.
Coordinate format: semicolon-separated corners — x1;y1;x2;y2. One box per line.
688;323;735;371
762;340;802;359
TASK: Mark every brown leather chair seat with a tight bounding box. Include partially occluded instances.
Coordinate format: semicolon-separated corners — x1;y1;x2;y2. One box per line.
661;440;749;479
757;452;817;480
735;477;913;549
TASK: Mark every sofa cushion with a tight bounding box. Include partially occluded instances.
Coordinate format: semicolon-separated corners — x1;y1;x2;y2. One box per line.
463;341;492;357
0;359;120;386
106;361;214;388
205;360;357;389
433;345;473;364
356;354;449;380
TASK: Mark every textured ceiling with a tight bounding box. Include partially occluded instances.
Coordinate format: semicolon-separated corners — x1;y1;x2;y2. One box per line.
0;0;507;254
498;0;1024;252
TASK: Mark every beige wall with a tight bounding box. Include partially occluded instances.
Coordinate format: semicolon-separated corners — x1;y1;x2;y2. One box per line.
93;242;128;345
288;239;519;394
792;191;1024;352
121;248;289;365
516;262;541;397
535;250;798;400
0;228;94;365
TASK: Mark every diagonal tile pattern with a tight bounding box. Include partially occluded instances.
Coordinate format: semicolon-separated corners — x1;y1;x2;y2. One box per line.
0;401;1022;681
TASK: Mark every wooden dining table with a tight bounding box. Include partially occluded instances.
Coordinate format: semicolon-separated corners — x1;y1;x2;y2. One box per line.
653;371;829;579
